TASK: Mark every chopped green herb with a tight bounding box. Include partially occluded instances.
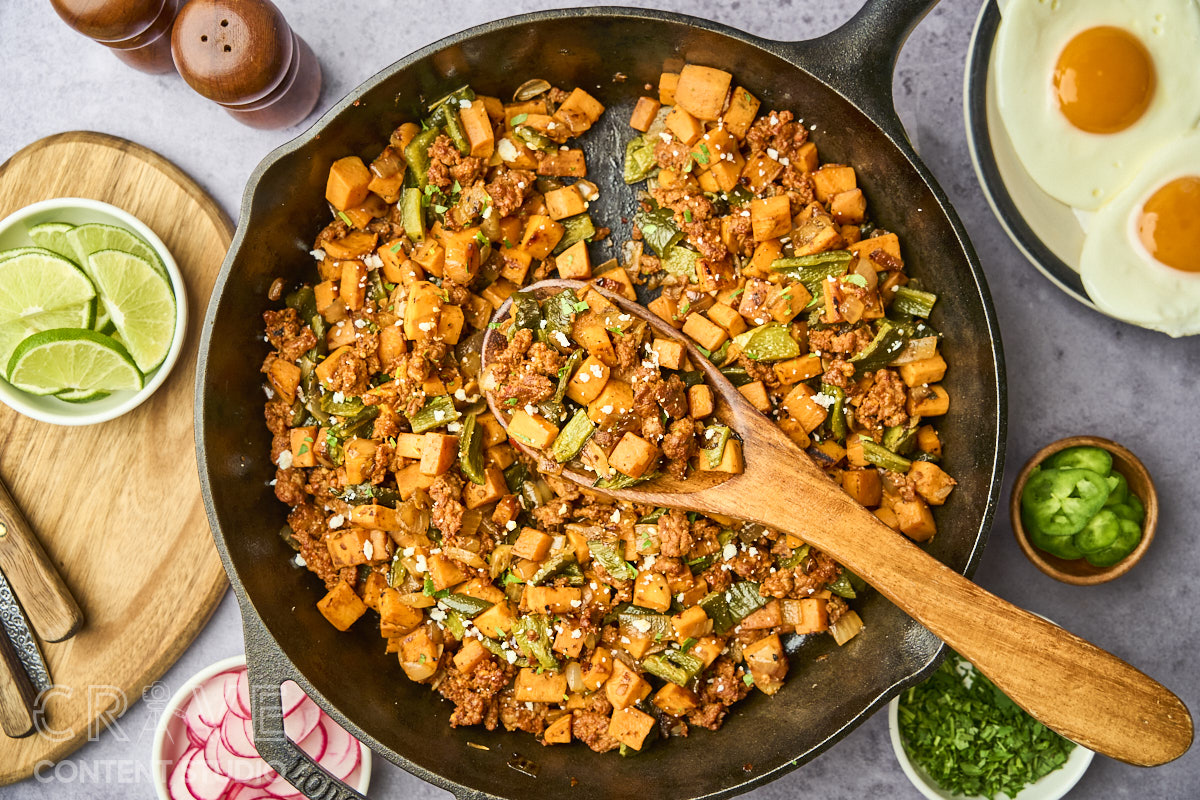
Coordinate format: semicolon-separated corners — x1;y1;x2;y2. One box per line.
743;91;753;104
684;209;693;223
805;294;822;308
390;241;403;253
474;231;489;247
511;113;529;125
488;322;502;329
433;204;448;214
731;287;744;298
742;672;755;686
897;653;1076;800
451;180;462;194
573;300;590;312
337;211;353;226
696;143;711;164
843;273;869;289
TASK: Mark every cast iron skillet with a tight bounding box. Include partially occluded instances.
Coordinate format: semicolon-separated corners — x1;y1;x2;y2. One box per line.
196;2;1006;798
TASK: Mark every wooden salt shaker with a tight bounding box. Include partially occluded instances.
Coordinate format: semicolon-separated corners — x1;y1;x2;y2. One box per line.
50;0;181;74
171;0;322;130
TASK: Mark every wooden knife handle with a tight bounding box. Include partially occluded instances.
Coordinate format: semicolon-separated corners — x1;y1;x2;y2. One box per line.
0;624;36;738
0;479;83;642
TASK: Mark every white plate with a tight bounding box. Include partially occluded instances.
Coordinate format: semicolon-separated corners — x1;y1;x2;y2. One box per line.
0;197;188;426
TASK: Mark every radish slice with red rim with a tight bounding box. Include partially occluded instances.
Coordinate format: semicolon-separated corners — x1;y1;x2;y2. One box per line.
234;670;252;719
280;681;306;717
221;713;258;760
297;716;328;763
184;738;232;800
170;749;199;800
283;697;321;744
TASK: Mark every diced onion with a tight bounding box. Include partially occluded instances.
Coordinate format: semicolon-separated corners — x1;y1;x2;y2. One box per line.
564;661;585;693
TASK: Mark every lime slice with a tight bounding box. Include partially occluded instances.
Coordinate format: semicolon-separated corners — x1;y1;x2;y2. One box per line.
28;222;78;262
55;387;111;403
0;246;58;262
6;329;142;395
95;306;113;332
0;252;96;324
86;249;176;372
0;301;97;376
66;223;166;278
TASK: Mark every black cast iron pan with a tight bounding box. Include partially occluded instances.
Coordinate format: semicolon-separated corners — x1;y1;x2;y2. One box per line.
196;2;1006;798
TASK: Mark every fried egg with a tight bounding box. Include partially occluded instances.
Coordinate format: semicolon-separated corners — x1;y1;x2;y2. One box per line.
1079;133;1200;335
995;0;1200;210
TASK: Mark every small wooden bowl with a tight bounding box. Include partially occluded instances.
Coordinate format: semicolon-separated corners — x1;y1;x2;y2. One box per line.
1011;436;1157;585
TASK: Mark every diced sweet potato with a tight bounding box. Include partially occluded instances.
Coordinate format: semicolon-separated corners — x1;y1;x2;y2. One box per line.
395;463;436;498
629;96;662;132
553;623;586;659
653;683;700;716
520;215;565;259
811;165;857;204
524;585;583;614
688;384;714;418
464;466;507;510
317;581;367;632
325;156;371;211
437;303;464;345
324;230;379;260
453;638;490;674
555;88;605;133
581;646;615;692
899;354;948;388
738;380;771;412
472;601;516;640
766;282;812;324
908;461;956;505
403;281;443;340
740;599;782;631
907;384;950;417
701;438;743;474
773;354;823;385
379;588;424;638
343;437;378;484
507;408;559;449
674;64;733;121
339;260;367;311
787;597;829;634
412;240;445;277
605;659;651;711
399;627;442;682
545;185;587;220
460;99;495;158
633;571;671;612
742;152;784;193
608;707;656;751
587;379;634;427
419;433;459;476
647;293;684;329
290;426;318;468
609;433;660;479
721;86;760;139
658;72;680;105
543;713;573;744
750;195;791;241
556;239;592;280
706;302;747;336
665;106;704;145
593;266;638;301
267;358;300;404
916;425;942;457
782;383;827;434
742;634;787;695
682;312;728;352
537;149;587;178
650;338;685;370
511;527;553;562
895;497;937;541
849;232;903;266
842;469;883;507
672;605;711;642
564;355;610;405
351;503;403;531
514;668;568;704
443;228;483;285
327;528;391;568
830;188;866;225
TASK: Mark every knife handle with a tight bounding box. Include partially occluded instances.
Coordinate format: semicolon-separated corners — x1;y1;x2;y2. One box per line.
0;479;83;642
0;624;36;738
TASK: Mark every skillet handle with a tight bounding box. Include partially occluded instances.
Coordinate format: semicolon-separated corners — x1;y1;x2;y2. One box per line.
244;613;370;800
776;0;940;147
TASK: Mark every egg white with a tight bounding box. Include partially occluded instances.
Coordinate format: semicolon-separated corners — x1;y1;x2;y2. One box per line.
1079;132;1200;336
995;0;1200;211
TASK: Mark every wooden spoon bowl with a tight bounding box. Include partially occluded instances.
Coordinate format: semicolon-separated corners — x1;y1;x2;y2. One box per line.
481;278;1192;767
1011;436;1158;586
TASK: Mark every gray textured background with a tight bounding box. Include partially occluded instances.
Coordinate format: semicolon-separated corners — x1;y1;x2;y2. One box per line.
2;0;1198;797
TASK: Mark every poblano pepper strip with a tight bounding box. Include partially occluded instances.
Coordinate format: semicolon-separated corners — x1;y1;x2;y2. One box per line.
551;409;594;463
408;394;460;433
624;135;658;184
635;205;685;258
458;413;486;485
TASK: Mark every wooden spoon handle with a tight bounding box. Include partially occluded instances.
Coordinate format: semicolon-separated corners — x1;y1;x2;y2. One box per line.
0;479;83;643
743;481;1194;766
0;623;37;738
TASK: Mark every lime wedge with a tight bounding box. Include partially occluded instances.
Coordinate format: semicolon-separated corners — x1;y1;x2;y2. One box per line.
0;246;58;262
86;249;176;372
66;223;166;278
55;387;112;403
0;301;97;376
6;329;142;395
28;222;78;262
0;252;96;324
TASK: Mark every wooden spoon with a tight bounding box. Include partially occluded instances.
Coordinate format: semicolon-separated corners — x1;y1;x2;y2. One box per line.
482;279;1193;767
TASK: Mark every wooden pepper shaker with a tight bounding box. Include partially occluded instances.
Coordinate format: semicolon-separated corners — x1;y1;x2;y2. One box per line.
171;0;322;130
50;0;181;74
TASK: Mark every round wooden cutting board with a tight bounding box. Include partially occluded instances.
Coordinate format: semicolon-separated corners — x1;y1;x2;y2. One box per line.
0;132;231;783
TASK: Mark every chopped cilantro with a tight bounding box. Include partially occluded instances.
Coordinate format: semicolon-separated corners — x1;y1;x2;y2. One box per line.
474;231;489;247
511;113;529;125
573;300;590;312
390;241;403;253
680;637;697;653
696;143;711;164
684;209;693;223
337;211;353;226
805;295;821;308
433;204;448;214
451;179;462;194
742;672;755;686
731;287;745;298
843;273;869;288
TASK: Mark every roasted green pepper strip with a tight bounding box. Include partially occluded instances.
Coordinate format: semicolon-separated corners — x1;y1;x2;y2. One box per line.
861;439;912;473
624;135;658;184
643;649;706;686
387;553;406;587
1044;446;1113;476
827;572;856;599
335;482;401;507
404;127;440;190
401;187;426;242
513;125;554;151
590;541;637;581
662;245;699;280
891;286;937;318
770;251;853;291
733;322;800;361
851;320;911;371
718;365;754;387
823;384;847;440
882;424;918;456
700;581;766;634
701;425;731;469
616;605;674;640
635;206;685;258
513;615;558;671
541;289;580;351
778;543;810;569
595;471;655;490
407;394;460;433
530;551;578;586
285;287;328;356
552;409;594;463
439;593;494;618
332;404;380;441
503;461;528;494
321;393;365;416
458;413;486;485
553;214;596;256
1021;467;1112;537
510;291;542;333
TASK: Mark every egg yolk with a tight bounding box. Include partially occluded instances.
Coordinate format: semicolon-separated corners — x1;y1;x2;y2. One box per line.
1053;26;1156;134
1137;176;1200;273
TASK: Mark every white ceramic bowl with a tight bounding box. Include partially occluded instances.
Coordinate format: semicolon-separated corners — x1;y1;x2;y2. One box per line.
0;197;188;425
887;654;1094;800
150;655;372;800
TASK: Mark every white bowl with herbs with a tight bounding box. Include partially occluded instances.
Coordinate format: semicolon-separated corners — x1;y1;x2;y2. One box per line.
0;197;187;425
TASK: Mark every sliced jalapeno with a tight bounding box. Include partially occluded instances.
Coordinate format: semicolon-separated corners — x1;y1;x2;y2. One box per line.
1020;467;1111;537
1044;446;1113;476
1073;509;1120;554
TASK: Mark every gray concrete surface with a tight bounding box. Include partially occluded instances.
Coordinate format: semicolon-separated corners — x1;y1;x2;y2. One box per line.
1;0;1197;797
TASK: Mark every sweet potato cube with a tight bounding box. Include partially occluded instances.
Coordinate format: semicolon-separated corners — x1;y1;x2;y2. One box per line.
460;99;495;158
908;384;950;417
899;354;948;388
741;152;784;193
609;433;660;479
608;707;656;751
453;638;490;674
419;433;459;476
740;600;782;631
361;571;388;611
515;668;569;704
744;239;783;279
706;302;747;336
916;425;942;457
464;466;507;510
480;278;518;309
701;438;743;474
743;634;787;694
587;379;634;427
685;637;720;669
653;683;700;716
455;577;506;605
875;506;901;530
811;165;857;204
427;554;468;591
908;461;956;505
777;415;811;449
520;215;565;259
524;585;583;615
675;64;732;121
344;437;378;484
553;623;587;659
632;571;671;612
327;528;387;568
317;581;367;632
773;354;823;385
564;355;609;405
325;319;356;350
842;469;883;507
576;647;613;692
379;588;424;638
738;380;771;412
682;312;728;352
403;281;443;340
393;432;424;459
325;156;371;211
789;597;829;635
473;601;516;639
629;96;662;131
688;384;714;418
572;311;616;365
267;358;300;404
290;426;318;468
672;605;711;642
537;149;587;178
593;265;638;301
782;383;827;433
314;280;341;320
895;497;937;541
543;713;573;744
545;185;587;220
850;232;903;266
831;188;866;225
658;71;680;104
379;325;407;372
338;260;367;311
512;527;553;562
507;409;559;449
324;230;378;260
556;239;592;280
767;283;812;324
437;303;464;346
647;293;684;329
556;88;605;131
651;338;685;370
665;106;704;146
605;659;652;711
395;463;436;498
411;240;445;277
721;86;760;139
399;627;442;682
351;503;402;531
750;195;791;242
443;228;483;285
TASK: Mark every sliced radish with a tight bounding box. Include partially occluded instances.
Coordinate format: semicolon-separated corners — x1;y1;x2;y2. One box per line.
320;721;361;781
221;714;258;760
283;697;320;744
232;670;252;719
223;670;244;716
191;675;235;728
228;789;277;800
261;770;304;800
170;749;200;800
296;717;328;763
184;699;216;747
184;738;232;800
280;681;306;716
203;730;230;777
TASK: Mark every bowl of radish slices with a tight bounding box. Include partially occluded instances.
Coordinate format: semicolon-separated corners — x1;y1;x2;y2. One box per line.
152;656;371;800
